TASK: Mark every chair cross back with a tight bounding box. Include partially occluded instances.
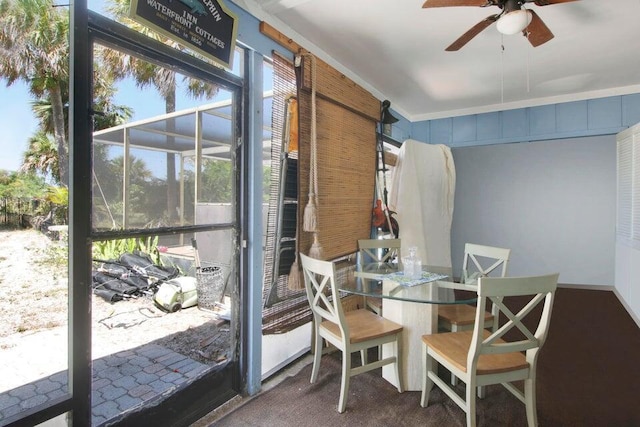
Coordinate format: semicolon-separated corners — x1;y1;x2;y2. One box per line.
422;273;559;427
473;277;556;360
462;243;511;284
302;255;344;330
299;253;404;413
358;238;401;265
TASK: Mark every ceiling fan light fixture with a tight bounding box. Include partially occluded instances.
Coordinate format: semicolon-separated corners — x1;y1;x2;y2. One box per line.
496;9;532;35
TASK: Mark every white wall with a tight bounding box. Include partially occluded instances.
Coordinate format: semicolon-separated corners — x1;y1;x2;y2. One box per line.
262;323;311;379
450;136;616;286
615;243;640;323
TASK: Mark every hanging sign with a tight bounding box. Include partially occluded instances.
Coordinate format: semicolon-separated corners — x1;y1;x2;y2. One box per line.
130;0;238;69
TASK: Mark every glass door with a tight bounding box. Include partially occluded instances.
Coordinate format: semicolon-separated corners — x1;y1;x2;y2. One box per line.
87;18;243;426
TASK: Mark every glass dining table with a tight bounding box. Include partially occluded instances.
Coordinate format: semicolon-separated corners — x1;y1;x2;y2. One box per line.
340;268;477;305
338;263;478;391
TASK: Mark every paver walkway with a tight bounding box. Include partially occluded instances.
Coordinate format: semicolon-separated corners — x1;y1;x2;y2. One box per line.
0;343;210;426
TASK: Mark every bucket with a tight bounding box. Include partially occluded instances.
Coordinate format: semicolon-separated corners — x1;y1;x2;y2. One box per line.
195;263;225;311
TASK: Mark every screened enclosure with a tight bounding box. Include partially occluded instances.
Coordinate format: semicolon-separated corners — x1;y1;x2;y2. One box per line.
92;95;272;234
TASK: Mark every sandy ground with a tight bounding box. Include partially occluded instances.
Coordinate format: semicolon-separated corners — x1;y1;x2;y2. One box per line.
0;227;229;392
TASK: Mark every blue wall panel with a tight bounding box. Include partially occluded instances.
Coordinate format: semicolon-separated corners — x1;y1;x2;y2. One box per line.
409;94;640;147
476;112;501;141
502;109;528;139
227;1;289;59
622;93;640;127
452;115;476;144
430;118;453;145
529;105;556;136
588;97;622;129
411;121;430;143
556;101;588;133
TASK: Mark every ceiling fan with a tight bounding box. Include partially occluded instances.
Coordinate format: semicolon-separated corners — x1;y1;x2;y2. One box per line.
422;0;580;51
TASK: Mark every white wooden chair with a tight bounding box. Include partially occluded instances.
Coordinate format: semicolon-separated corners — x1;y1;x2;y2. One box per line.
438;243;511;393
300;253;404;413
438;243;512;333
357;238;401;315
421;273;559;427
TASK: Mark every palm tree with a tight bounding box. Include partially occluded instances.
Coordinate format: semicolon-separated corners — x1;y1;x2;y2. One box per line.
26;79;132;186
101;0;220;224
21;130;60;182
31;66;134;134
91;66;135;131
1;0;130;188
0;0;69;185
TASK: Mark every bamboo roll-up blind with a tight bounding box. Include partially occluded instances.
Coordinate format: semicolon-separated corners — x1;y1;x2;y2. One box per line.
297;54;378;261
298;55;379;122
261;52;313;334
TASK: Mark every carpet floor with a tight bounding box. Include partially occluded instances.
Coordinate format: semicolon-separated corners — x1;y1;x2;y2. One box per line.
210;288;640;426
213;353;531;427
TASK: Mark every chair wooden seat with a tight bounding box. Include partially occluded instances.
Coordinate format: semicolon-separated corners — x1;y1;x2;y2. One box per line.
438;243;511;334
422;330;529;375
300;253;404;413
439;243;511;395
438;304;494;330
321;308;403;343
421;273;559;427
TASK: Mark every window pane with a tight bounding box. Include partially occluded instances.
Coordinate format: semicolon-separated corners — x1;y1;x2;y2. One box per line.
93;142;124;229
92;44;236;232
89;42;240;425
91;230;236;424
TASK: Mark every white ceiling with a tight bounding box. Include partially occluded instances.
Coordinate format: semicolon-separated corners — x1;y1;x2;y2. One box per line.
238;0;640;121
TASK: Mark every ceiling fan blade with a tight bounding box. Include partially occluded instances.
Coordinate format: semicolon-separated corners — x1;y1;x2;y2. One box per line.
423;0;489;8
530;0;580;6
524;9;554;47
446;14;499;51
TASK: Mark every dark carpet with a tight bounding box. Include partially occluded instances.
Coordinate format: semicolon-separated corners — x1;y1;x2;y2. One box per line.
212;288;640;426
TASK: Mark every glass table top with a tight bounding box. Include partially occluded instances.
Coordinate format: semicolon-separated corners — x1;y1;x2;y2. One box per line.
339;266;478;305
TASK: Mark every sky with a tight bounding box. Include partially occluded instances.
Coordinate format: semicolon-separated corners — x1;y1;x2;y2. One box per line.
0;68;193;173
0;0;249;174
0;81;39;171
0;0;106;172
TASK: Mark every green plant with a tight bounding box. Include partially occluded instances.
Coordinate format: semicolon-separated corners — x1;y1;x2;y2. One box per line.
92;235;160;263
38;233;68;273
136;235;161;264
45;185;68;223
41;242;68;270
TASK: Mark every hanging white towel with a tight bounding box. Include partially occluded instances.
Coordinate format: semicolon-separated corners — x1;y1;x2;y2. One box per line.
388;139;456;269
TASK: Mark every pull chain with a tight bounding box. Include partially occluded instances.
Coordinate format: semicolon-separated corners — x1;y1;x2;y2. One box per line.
500;34;505;104
526;29;531;93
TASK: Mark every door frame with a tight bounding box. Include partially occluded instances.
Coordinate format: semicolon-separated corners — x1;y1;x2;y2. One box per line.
84;11;247;427
6;4;251;425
